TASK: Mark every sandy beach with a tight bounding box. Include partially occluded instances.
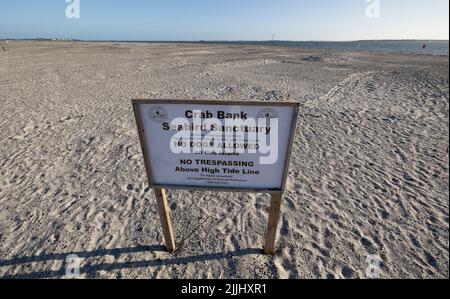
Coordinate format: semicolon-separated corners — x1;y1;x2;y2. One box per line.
0;41;448;279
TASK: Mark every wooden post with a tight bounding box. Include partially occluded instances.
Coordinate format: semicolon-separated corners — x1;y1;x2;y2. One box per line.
154;188;176;252
264;192;283;255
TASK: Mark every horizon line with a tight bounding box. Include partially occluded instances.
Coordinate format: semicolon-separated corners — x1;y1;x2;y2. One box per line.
1;38;449;43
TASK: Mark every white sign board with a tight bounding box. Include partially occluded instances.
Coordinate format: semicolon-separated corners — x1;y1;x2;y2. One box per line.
133;100;299;192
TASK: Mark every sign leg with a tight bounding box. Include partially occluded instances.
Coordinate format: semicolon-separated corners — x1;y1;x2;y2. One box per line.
264;192;283;255
154;188;176;252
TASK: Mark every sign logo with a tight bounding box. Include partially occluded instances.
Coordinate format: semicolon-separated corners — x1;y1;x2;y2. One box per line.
148;106;168;123
257;108;278;119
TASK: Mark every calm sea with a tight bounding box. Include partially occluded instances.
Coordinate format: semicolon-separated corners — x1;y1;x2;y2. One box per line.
204;40;449;56
129;40;449;56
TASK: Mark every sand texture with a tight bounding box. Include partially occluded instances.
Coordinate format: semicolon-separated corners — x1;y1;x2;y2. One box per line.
0;41;448;279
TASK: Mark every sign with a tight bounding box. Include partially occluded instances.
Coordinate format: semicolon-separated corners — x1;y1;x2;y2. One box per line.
132;99;299;192
132;99;299;255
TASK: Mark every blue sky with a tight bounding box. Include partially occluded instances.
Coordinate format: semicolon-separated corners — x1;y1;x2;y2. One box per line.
0;0;448;41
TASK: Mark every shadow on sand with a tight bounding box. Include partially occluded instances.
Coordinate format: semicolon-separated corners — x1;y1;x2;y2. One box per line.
0;245;265;279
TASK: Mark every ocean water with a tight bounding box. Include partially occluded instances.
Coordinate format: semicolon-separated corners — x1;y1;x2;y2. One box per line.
205;40;449;56
142;40;449;56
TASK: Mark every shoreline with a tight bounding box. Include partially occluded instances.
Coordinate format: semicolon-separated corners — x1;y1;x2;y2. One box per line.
2;39;449;57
